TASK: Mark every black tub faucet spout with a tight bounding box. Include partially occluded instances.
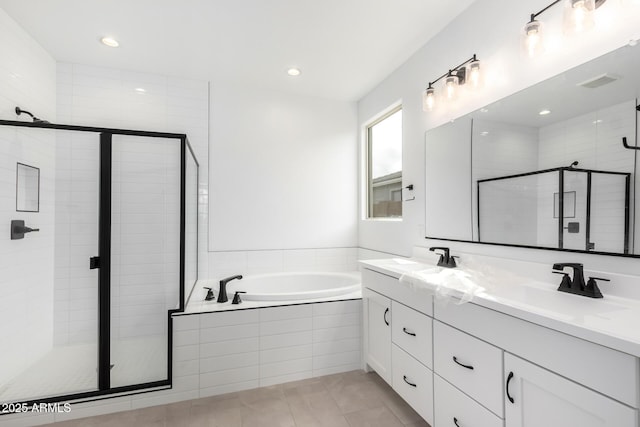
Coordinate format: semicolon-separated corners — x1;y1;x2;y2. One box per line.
218;275;243;303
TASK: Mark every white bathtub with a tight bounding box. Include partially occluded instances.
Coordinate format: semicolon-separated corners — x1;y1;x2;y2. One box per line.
235;272;361;301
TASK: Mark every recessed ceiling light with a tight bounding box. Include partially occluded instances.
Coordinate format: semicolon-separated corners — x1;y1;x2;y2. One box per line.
100;37;119;48
287;68;301;76
539;109;551;116
135;88;146;93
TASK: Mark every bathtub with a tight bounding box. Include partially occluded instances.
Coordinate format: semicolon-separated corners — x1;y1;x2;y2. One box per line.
237;272;361;301
186;271;361;314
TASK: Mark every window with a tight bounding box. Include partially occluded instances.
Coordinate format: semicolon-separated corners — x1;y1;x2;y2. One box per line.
367;107;402;218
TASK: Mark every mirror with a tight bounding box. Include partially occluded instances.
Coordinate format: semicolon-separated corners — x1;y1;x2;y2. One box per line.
425;44;640;256
16;163;40;212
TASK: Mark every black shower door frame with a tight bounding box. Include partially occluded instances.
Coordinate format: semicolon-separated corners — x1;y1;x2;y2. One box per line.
0;119;198;406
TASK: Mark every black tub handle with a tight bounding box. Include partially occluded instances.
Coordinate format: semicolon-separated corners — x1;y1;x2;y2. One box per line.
403;327;416;337
403;375;416;387
506;371;515;403
453;356;474;370
453;417;461;427
383;308;389;326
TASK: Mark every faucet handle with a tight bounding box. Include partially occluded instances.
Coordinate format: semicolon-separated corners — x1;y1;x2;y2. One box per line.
203;287;215;301
232;291;246;305
552;271;572;291
584;277;608;299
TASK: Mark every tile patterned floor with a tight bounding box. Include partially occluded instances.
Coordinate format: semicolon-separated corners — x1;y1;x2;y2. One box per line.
43;370;430;427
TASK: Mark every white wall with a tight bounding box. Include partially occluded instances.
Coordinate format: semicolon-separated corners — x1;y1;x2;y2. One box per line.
0;8;57;388
54;63;209;345
208;83;358;253
358;0;640;260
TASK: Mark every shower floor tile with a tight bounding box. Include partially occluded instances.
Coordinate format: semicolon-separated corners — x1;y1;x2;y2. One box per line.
0;336;166;404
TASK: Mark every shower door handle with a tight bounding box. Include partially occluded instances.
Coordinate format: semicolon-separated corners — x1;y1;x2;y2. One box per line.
90;256;101;269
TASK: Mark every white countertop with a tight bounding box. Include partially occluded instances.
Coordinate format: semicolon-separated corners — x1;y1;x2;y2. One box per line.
360;257;640;358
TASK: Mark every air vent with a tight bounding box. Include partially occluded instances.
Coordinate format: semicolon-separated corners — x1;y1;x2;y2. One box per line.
577;73;619;89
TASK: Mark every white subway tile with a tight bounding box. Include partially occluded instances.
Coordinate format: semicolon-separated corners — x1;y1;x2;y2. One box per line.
260;331;313;350
260;357;313;379
200;365;259;388
260;344;313;364
200;337;259;358
200;351;259;374
260;317;312;336
259;305;312;322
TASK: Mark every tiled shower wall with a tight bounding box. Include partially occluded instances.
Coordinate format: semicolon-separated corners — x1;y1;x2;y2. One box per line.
0;8;56;388
54;64;209;345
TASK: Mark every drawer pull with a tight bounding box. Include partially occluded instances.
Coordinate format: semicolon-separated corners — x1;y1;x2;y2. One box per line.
403;375;417;387
506;371;515;403
453;356;474;370
383;308;389;326
402;327;416;337
453;417;462;427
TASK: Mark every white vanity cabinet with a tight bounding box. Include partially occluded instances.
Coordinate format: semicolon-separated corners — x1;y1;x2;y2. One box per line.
363;287;392;384
362;268;434;424
505;353;636;427
361;262;639;427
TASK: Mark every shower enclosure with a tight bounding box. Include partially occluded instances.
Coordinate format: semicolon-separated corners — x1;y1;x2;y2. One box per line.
478;166;630;253
0;118;198;406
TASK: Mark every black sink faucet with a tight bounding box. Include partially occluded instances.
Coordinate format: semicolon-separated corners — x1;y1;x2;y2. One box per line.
429;247;457;268
218;275;243;303
552;263;608;298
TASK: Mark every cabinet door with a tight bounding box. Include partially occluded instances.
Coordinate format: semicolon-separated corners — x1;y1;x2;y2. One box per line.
363;288;392;384
505;353;637;427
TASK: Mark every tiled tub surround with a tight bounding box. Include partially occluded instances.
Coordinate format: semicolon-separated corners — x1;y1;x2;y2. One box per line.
361;251;640;426
0;299;362;426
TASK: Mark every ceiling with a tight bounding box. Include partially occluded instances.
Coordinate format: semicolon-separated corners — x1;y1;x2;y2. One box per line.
0;0;476;101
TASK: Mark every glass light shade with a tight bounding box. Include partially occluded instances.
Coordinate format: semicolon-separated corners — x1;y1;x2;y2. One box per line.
422;87;436;111
522;20;544;58
563;0;595;34
445;74;459;100
467;60;482;88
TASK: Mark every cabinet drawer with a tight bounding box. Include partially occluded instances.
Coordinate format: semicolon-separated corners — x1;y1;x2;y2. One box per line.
392;344;434;425
434;374;504;427
362;268;432;316
391;301;432;368
434;320;503;417
435;300;638;407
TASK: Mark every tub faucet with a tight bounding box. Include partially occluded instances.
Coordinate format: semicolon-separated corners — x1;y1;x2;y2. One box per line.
218;275;243;303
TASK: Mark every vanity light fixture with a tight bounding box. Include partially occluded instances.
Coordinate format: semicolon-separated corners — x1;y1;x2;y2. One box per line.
421;54;480;112
522;0;607;58
100;36;119;48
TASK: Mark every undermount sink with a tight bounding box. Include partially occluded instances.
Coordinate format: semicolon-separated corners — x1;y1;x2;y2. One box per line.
484;282;630;320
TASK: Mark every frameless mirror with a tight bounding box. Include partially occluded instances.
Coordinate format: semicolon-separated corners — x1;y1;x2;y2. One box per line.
425;44;640;256
16;162;40;212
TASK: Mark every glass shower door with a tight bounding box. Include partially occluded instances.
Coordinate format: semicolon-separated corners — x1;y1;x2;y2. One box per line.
109;135;181;388
0;128;100;404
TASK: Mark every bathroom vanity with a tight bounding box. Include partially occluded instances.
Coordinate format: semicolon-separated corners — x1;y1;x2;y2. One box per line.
361;258;639;427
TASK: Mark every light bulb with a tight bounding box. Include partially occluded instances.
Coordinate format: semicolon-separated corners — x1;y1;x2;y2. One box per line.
468;60;481;88
563;0;595;34
422;87;435;111
523;20;544;58
445;74;459;100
